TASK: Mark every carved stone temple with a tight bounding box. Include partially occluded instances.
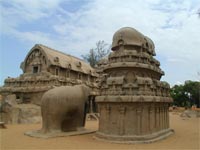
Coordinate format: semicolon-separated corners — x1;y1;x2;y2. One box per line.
95;27;174;143
0;44;99;105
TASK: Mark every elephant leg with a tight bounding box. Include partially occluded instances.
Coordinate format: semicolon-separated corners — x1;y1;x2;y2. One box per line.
47;113;63;133
40;96;51;133
40;109;48;133
40;103;49;133
61;110;78;132
74;106;85;129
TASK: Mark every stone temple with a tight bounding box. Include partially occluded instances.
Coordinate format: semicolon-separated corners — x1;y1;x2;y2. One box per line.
95;27;174;143
0;44;99;106
0;26;174;143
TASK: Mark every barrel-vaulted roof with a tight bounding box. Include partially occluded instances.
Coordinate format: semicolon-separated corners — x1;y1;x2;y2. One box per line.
22;44;98;76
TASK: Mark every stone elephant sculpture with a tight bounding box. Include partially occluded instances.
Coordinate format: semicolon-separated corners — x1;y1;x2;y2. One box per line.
40;84;90;134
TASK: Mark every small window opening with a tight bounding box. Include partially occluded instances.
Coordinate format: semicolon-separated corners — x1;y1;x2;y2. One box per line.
43;56;46;64
78;73;82;80
33;66;38;73
55;68;59;76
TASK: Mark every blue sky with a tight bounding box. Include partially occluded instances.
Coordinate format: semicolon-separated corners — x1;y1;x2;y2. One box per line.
0;0;200;86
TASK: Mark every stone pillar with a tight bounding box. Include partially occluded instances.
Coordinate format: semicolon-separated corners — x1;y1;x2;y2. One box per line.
149;105;154;133
136;106;143;135
118;105;126;135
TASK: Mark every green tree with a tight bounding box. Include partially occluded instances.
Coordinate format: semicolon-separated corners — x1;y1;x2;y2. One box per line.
170;85;189;107
82;49;97;68
82;40;110;67
170;80;200;108
184;80;200;107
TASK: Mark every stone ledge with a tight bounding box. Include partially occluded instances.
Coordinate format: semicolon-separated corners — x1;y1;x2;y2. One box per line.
104;62;164;75
96;95;173;103
25;128;96;139
94;128;174;144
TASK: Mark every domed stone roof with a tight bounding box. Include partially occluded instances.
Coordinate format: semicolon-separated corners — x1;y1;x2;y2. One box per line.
111;27;145;50
144;36;156;56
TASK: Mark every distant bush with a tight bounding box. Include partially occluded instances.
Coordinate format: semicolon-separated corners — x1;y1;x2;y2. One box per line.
170;80;200;108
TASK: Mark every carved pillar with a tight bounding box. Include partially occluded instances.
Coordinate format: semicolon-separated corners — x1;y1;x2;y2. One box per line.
118;105;126;135
167;104;169;128
161;105;165;130
164;105;167;129
136;106;143;135
156;105;160;131
164;105;166;129
105;104;111;132
154;105;157;131
165;104;169;129
160;106;163;130
98;105;103;132
149;105;154;133
157;106;161;131
163;105;166;129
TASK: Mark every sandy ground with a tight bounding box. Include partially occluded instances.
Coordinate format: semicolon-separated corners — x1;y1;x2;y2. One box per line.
0;113;199;150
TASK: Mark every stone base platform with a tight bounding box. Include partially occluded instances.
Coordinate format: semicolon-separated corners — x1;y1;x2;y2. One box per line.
25;128;96;139
94;128;174;144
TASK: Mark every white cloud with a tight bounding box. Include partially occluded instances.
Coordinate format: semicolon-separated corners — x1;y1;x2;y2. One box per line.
1;0;200;85
0;0;64;29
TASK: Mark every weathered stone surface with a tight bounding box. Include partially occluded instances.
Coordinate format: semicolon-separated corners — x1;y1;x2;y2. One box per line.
25;84;92;138
25;128;96;138
4;94;17;105
95;27;174;143
0;104;41;124
0;94;2;101
180;110;200;118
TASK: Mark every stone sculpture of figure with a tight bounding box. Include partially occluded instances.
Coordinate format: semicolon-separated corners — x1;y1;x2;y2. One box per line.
40;84;90;134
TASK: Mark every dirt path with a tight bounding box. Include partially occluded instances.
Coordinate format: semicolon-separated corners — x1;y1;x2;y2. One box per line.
0;113;199;150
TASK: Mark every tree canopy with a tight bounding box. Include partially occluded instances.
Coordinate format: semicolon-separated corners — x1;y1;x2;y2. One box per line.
82;40;110;67
170;80;200;108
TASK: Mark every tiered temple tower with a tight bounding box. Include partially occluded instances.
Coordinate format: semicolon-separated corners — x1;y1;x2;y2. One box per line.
95;27;174;143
